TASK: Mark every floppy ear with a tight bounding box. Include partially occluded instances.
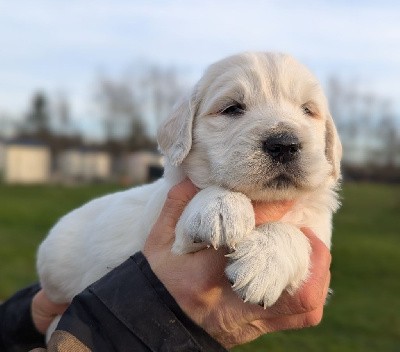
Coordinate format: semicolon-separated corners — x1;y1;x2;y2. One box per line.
157;91;198;166
325;112;342;181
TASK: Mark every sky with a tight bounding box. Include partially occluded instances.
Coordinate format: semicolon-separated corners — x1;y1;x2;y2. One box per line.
1;0;400;139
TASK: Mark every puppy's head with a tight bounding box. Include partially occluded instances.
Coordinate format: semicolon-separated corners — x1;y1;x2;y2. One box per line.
158;52;342;201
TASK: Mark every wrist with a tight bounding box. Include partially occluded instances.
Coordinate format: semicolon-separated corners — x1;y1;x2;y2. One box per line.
145;252;229;346
136;252;228;351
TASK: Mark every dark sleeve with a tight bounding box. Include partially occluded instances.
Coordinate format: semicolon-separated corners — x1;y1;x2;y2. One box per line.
57;252;227;352
0;283;46;352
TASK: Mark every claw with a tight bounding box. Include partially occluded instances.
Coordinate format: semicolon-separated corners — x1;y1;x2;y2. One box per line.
193;236;203;244
258;301;267;310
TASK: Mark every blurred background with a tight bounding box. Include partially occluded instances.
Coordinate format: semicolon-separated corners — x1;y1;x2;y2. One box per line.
0;1;399;351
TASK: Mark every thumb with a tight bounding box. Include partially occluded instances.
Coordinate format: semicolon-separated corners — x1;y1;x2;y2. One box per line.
32;289;69;334
253;200;294;225
146;179;198;247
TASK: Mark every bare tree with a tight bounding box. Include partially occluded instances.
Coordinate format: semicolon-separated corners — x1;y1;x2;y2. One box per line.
94;63;186;153
376;100;399;167
25;92;51;135
95;77;142;144
327;75;400;181
55;92;73;136
0;112;15;138
327;77;359;164
141;65;184;124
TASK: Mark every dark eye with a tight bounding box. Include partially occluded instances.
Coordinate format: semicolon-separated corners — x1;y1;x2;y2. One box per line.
302;104;314;116
220;102;246;117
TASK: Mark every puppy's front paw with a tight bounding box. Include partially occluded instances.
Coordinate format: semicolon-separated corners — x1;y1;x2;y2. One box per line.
172;187;254;254
225;223;311;308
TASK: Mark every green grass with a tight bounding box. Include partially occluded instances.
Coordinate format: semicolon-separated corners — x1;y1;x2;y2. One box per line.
1;183;399;350
0;183;122;298
234;183;400;352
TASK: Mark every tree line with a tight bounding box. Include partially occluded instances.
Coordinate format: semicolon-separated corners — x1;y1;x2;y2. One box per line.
1;63;185;159
1;66;399;182
327;77;400;182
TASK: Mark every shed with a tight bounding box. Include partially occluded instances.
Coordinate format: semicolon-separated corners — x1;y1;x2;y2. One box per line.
3;140;50;184
58;148;111;182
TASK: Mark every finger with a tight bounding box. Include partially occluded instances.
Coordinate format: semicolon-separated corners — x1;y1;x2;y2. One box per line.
301;228;332;284
146;179;198;246
34;290;69;314
322;271;331;305
263;304;325;333
32;290;69;333
252;200;294;226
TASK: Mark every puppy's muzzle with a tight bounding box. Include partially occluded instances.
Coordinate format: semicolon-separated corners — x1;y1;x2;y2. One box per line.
263;133;301;164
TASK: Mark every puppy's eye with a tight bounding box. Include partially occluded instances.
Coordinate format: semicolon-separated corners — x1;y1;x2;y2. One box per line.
220;103;246;117
301;104;314;117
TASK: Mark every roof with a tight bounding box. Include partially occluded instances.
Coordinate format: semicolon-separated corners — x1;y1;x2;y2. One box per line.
6;138;49;147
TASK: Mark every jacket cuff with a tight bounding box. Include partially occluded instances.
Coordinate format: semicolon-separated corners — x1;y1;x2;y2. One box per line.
0;283;45;351
58;252;227;352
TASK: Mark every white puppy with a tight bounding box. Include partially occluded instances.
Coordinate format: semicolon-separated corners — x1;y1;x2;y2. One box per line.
37;52;342;331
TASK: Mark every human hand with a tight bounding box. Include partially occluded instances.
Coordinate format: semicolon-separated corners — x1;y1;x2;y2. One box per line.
143;179;331;349
31;289;68;334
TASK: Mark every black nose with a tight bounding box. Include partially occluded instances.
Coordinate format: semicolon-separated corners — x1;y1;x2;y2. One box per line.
263;133;301;163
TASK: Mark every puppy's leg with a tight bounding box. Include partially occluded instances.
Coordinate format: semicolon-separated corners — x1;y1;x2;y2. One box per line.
172;186;255;254
225;223;311;307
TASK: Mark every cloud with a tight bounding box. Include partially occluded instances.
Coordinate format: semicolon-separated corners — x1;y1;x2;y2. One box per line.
0;0;399;128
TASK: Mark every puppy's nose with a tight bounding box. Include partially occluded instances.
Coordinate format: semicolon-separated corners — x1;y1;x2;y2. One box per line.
263;133;301;163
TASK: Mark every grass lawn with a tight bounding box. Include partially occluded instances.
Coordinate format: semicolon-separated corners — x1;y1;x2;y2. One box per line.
0;183;121;298
1;182;399;350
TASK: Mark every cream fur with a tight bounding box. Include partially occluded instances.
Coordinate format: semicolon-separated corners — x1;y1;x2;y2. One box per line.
37;52;342;337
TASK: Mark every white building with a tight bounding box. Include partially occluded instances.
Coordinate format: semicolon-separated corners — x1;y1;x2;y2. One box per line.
58;149;111;182
2;141;50;184
124;151;164;184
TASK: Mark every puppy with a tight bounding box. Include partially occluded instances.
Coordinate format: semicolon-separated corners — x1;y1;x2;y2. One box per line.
37;52;341;332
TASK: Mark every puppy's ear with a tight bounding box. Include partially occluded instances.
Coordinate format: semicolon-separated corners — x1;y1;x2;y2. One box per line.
157;91;198;166
325;112;342;181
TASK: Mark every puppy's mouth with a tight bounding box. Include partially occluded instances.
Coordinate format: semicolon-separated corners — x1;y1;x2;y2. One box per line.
264;174;298;190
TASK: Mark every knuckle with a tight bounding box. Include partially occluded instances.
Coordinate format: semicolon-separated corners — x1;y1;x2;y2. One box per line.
312;238;329;257
166;186;181;200
166;184;197;208
320;247;332;265
298;286;320;312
